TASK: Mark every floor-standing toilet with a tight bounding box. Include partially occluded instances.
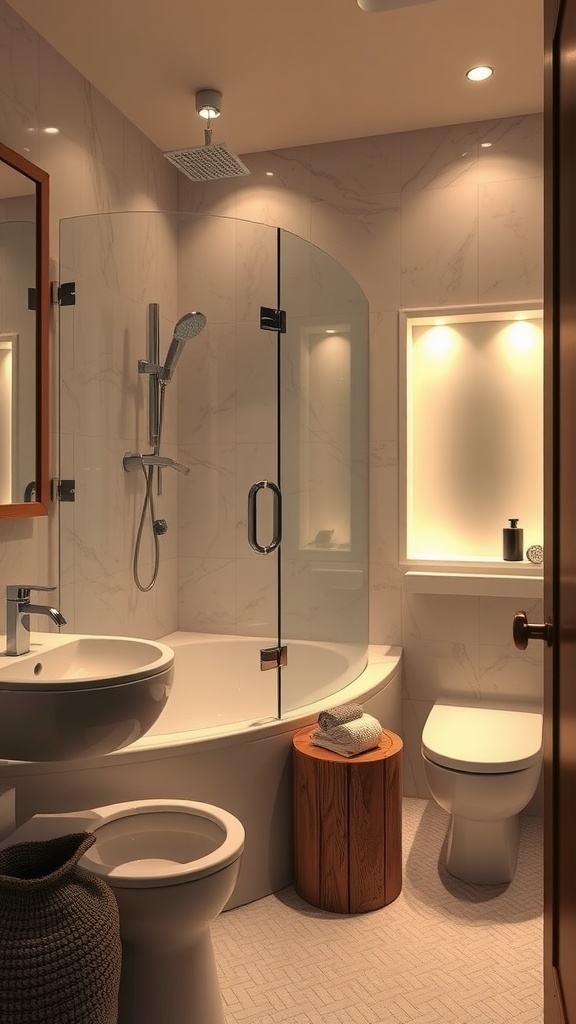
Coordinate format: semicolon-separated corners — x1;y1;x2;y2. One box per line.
421;704;542;884
1;799;245;1024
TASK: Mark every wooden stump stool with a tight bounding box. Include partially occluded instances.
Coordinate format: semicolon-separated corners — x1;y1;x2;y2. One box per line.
292;726;403;914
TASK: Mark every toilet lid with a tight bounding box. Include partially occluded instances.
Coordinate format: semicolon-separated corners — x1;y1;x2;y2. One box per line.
422;705;542;773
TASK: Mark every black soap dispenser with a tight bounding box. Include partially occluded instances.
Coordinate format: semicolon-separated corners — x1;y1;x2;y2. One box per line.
503;519;523;561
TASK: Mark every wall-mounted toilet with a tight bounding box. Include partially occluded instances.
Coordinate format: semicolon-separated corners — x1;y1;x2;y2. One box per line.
421;704;542;884
1;798;245;1024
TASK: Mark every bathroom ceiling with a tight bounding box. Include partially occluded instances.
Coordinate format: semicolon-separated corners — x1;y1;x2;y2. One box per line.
7;0;543;155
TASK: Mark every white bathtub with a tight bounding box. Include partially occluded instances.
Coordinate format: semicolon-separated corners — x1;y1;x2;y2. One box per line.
0;633;403;908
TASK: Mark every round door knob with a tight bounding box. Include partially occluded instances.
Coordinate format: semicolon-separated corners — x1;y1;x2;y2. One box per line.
513;611;554;650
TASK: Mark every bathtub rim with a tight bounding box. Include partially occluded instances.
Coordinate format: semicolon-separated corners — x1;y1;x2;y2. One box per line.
0;642;402;776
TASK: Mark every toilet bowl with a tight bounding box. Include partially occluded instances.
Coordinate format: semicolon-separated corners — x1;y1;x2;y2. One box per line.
421;704;542;884
1;799;245;1024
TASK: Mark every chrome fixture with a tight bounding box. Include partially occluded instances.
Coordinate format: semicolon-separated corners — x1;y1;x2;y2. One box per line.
195;89;222;120
6;585;66;657
164;90;250;182
130;304;206;592
247;480;282;555
357;0;440;9
123;453;190;475
160;312;207;382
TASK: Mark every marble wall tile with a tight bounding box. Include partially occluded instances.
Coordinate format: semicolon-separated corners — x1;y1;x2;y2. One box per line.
70;560;178;639
38;131;86;256
234;441;277;557
368;561;402;646
60;285;146;441
38;40;85;144
401;121;479;191
235;153;312;239
176;321;237;446
236;556;278;636
177;214;237;325
0;85;38;159
235;218;279;321
153;213;179;321
84;81;125;179
401;697;434;798
0;517;53;601
178;556;237;633
403;639;481;703
369;441;398;565
478;176;543;302
310;133;402;202
478;595;544;646
308;560;369;644
178;444;236;559
122;117;176;213
177;173;237;218
311;193;402;312
234;321;277;445
281;558;311;640
476;114;544;183
0;2;39;115
401;184;478;308
369;310;399;444
477;642;543;710
402;593;479;645
240;147;312;200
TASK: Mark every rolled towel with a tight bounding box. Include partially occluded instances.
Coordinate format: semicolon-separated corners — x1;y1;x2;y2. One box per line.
311;713;383;757
317;703;363;730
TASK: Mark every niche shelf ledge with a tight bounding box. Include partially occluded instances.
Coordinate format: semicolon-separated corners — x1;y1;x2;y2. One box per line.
403;571;543;598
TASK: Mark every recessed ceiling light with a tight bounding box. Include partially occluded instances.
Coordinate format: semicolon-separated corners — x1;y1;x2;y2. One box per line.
466;66;494;82
43;126;60;134
266;171;274;177
480;142;493;148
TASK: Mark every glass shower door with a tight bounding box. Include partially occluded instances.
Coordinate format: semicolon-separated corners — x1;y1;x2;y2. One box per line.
277;229;370;715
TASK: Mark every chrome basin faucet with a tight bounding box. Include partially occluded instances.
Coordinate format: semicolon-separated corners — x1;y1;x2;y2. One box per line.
5;585;67;657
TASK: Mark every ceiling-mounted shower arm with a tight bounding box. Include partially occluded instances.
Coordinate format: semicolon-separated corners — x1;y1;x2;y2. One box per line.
123;453;191;476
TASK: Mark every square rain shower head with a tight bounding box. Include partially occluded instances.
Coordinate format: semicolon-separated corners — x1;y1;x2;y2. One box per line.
164;143;250;181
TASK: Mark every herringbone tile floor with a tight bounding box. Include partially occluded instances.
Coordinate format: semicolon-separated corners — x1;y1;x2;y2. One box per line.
213;798;543;1024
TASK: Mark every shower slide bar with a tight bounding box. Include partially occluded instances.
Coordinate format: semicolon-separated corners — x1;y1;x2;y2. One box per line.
123;452;190;475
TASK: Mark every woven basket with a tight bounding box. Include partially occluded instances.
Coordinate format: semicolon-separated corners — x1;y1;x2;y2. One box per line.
0;831;121;1024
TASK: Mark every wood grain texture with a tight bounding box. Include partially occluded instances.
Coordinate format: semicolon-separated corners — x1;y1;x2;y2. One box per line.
292;726;403;913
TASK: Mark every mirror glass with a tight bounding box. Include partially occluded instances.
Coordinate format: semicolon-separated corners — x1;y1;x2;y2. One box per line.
0;143;49;518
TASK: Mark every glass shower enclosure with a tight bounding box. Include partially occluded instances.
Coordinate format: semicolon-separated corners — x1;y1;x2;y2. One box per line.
58;212;369;718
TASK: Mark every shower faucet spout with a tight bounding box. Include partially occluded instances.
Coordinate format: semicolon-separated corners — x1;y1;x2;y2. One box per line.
123;453;190;475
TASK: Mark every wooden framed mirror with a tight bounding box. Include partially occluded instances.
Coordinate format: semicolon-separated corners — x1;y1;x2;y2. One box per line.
0;141;49;518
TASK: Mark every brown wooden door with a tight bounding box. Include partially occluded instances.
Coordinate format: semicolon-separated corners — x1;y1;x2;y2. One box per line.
544;0;576;1020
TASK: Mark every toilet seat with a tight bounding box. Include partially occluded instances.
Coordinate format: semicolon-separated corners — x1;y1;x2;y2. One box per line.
79;799;245;888
422;705;542;773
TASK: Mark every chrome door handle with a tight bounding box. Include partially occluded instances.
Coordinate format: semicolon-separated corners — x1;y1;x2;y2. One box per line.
247;480;282;554
513;611;554;650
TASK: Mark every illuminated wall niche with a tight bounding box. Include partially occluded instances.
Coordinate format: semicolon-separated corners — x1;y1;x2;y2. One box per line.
402;306;543;565
299;324;353;552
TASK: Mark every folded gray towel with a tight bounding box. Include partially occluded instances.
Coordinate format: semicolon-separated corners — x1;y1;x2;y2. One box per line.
311;713;383;757
317;703;363;730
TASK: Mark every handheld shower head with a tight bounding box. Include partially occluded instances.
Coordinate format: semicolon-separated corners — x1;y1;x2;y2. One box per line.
160;311;207;382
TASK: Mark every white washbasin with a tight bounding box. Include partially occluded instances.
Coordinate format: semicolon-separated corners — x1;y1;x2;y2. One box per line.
0;633;174;762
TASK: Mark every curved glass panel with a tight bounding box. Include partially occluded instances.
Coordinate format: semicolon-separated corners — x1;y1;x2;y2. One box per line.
58;212;368;718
